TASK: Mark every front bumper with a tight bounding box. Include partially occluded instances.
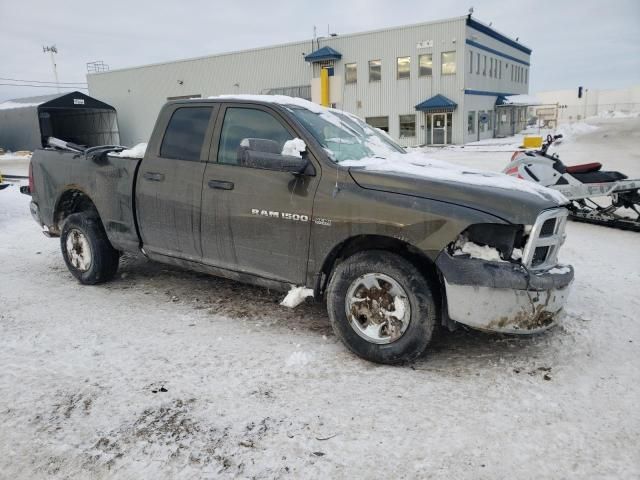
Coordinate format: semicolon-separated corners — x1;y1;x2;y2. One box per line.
436;251;574;334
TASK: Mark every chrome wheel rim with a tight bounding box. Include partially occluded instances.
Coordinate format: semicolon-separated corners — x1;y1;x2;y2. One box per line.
345;273;411;344
66;229;92;272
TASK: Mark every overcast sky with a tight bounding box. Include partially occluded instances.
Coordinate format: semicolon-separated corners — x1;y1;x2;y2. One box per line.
1;0;638;101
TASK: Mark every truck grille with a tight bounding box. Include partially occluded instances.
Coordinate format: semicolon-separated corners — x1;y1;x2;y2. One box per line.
522;209;568;270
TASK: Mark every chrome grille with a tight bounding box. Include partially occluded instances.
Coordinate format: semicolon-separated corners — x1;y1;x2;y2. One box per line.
522;209;568;270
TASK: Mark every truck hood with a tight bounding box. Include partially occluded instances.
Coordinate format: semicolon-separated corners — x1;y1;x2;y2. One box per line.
345;155;568;225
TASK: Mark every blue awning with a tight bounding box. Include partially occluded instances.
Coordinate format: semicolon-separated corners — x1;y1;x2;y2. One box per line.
415;94;457;112
304;46;342;63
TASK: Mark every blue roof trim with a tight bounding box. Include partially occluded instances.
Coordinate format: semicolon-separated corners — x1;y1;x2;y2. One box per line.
304;46;342;62
466;39;530;66
465;89;518;97
415;94;457;112
466;17;532;55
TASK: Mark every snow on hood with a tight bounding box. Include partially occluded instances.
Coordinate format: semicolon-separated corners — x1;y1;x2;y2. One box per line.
341;151;568;204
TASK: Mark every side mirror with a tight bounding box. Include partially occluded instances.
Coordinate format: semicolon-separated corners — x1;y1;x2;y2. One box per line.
238;138;313;175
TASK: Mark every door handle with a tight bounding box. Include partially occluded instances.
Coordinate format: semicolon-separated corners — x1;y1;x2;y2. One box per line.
208;179;234;190
143;172;165;182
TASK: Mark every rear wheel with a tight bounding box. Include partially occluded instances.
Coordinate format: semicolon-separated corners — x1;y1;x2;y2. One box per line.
60;212;120;284
326;250;438;364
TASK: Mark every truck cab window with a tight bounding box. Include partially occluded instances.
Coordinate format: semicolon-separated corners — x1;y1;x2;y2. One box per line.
217;108;293;165
160;107;212;161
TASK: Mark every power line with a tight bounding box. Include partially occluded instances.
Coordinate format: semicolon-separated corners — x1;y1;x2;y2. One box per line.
0;83;88;90
0;77;87;85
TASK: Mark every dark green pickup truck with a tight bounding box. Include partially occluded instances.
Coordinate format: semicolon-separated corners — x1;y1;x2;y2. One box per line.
24;95;573;364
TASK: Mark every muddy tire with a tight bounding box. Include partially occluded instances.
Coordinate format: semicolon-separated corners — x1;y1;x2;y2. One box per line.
60;212;120;285
326;250;438;364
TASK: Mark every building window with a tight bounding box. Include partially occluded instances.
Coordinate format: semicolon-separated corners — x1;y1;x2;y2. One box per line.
476;53;480;74
399;115;416;137
397;56;411;79
489;58;493;77
467;111;476;134
525;68;528;84
483;55;487;76
160;107;212;161
498;60;502;79
345;63;357;84
480;110;487;132
441;51;456;75
469;51;473;74
365;116;389;133
487;110;493;131
418;54;432;76
369;59;382;82
511;64;514;82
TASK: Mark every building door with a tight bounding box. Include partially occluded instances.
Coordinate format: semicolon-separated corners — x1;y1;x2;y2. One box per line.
431;113;446;145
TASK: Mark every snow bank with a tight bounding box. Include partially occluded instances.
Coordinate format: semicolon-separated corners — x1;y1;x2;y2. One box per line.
280;286;314;308
341;151;568;203
595;110;640;119
556;122;599;139
109;143;147;159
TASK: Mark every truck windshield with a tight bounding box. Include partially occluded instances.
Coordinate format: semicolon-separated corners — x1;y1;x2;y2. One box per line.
286;106;405;162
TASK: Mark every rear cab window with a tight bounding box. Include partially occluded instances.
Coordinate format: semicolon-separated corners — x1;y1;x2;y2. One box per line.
160;107;212;161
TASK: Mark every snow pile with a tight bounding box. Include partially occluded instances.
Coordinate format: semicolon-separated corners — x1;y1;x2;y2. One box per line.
281;138;306;157
109;143;147;159
596;110;640;119
280;286;314;308
453;236;505;262
501;94;542;106
341;151;568;204
556;122;599;140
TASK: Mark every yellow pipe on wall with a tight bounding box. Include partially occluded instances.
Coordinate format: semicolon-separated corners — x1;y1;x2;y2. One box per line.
320;68;330;107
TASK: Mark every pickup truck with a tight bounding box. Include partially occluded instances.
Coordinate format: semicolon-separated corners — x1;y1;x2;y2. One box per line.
24;95;574;364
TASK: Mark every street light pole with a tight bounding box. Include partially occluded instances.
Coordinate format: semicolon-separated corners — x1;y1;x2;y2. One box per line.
42;45;60;92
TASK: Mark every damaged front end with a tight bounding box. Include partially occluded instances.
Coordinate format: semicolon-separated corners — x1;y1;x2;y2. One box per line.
437;208;574;334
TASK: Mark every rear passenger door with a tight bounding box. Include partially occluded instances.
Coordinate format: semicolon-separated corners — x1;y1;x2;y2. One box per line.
200;104;319;284
136;105;216;260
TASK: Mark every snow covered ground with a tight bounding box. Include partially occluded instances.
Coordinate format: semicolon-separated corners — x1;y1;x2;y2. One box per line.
1;118;639;479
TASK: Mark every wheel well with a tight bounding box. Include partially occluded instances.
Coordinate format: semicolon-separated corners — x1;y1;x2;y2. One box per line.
52;189;99;234
319;235;441;298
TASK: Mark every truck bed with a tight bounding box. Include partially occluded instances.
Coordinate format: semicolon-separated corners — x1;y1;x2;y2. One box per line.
31;148;142;252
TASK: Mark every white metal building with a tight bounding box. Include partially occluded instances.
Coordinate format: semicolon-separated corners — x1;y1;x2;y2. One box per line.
87;14;532;147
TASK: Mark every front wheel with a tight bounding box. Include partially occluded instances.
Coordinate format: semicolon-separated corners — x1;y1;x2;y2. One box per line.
326;250;438;364
60;212;120;285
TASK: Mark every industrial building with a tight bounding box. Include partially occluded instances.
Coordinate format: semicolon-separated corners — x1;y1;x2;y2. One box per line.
88;14;532;147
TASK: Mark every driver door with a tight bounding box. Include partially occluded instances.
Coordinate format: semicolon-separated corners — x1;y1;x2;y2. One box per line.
200;104;319;284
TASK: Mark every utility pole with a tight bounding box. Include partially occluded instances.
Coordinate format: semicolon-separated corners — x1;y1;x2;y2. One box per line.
42;45;60;92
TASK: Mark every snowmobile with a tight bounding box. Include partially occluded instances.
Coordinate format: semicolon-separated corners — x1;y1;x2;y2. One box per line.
504;134;640;232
